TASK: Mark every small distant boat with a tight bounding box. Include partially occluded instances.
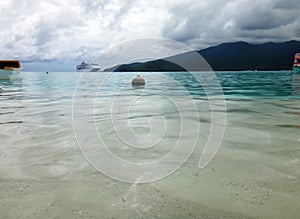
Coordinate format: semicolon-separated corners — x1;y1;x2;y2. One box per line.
76;61;101;72
0;60;22;79
293;53;300;74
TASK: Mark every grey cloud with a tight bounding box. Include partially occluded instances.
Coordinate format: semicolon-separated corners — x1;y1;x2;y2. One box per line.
162;2;215;45
35;22;55;46
295;28;300;36
162;0;300;49
77;0;135;32
162;0;239;49
273;0;300;10
235;5;296;31
109;0;136;29
80;0;106;14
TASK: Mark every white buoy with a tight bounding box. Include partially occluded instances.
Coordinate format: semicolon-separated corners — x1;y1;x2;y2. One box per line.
131;75;145;86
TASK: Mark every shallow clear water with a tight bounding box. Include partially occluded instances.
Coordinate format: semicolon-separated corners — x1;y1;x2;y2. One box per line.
0;71;300;218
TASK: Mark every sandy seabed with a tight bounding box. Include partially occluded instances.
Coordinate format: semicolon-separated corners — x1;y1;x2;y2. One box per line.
1;117;299;219
1;72;300;218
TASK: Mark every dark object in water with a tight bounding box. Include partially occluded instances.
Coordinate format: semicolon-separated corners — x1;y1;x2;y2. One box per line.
131;75;145;86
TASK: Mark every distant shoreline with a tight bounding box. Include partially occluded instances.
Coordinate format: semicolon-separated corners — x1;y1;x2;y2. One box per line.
103;40;299;72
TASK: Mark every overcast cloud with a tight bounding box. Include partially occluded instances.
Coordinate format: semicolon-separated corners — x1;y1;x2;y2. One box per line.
0;0;299;71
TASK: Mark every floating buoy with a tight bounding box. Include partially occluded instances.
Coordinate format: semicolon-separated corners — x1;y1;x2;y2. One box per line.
131;75;145;86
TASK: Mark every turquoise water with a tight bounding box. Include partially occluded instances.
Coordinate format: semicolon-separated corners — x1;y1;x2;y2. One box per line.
0;71;300;218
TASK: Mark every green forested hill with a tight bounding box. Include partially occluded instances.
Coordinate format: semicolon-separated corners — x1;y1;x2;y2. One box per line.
111;41;300;71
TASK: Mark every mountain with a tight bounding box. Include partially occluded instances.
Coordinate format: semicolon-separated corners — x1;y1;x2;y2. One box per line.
199;40;300;71
110;40;300;71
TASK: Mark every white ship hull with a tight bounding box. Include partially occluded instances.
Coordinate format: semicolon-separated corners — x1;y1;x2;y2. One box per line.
76;62;101;72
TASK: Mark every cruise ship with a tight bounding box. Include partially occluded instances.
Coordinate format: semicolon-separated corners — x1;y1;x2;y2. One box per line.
76;61;101;72
0;60;22;79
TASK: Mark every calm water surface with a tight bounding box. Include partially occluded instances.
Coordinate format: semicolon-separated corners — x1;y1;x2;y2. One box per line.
0;71;299;218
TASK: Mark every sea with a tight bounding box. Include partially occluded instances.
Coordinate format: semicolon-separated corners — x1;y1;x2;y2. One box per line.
0;71;300;218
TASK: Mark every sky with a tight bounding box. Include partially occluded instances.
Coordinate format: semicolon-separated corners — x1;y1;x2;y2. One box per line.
1;0;300;71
